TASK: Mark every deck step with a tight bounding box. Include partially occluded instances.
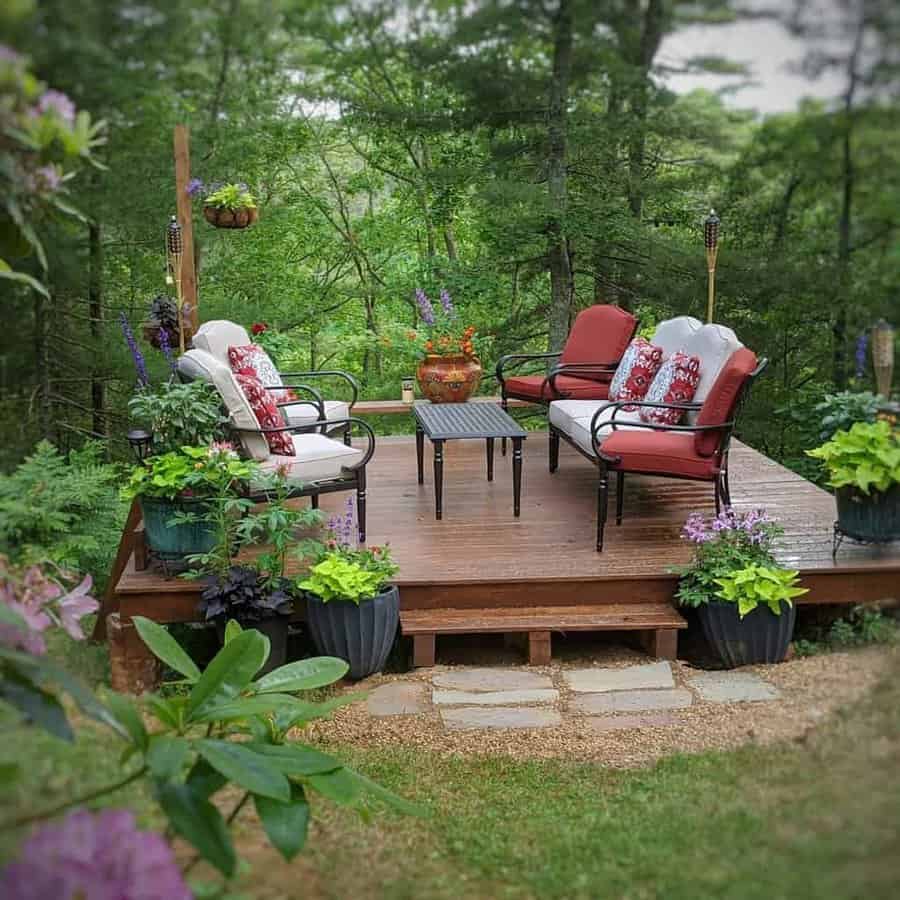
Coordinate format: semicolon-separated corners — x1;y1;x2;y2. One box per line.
400;603;687;667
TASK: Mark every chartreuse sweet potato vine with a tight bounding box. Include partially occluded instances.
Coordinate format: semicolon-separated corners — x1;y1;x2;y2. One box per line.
806;420;900;495
713;564;808;618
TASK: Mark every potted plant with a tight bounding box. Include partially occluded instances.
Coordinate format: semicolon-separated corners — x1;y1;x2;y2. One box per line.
298;499;399;679
807;420;900;544
188;178;258;229
189;470;324;673
407;288;483;403
676;509;808;667
141;294;194;350
123;443;256;566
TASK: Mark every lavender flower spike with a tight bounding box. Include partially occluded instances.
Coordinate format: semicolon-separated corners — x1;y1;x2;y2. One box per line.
439;288;454;315
119;311;149;388
186;177;204;197
157;325;177;372
415;288;435;325
855;332;868;380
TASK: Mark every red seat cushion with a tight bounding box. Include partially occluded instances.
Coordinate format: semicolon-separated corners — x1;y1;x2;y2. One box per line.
503;374;612;402
694;348;758;456
600;430;719;480
561;305;637;365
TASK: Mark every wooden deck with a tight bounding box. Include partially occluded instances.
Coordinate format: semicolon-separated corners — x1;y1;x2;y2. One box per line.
111;433;900;678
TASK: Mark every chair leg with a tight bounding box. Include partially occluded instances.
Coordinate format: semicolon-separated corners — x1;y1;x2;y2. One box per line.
311;494;319;510
343;425;351;447
714;477;721;515
615;471;624;526
596;464;609;552
721;470;732;508
356;467;367;544
549;429;559;473
501;396;508;456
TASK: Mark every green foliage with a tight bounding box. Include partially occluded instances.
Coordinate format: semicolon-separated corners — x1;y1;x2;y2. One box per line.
794;605;898;656
806;420;900;494
0;441;125;582
814;391;881;443
713;564;808;617
204;183;256;211
298;545;398;605
123;445;257;502
128;381;228;455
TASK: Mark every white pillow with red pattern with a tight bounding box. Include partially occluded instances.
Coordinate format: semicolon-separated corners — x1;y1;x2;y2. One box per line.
228;345;292;401
234;372;295;457
639;351;701;425
608;337;664;410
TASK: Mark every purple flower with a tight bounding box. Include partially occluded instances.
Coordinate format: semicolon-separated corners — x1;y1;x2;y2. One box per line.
415;289;435;326
2;808;191;900
30;164;62;193
157;325;177;371
56;576;98;640
186;177;204;197
855;332;868;380
439;288;454;315
0;45;23;64
119;312;149;388
36;90;76;126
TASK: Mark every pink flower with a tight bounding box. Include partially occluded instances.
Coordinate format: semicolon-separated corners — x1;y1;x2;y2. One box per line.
57;576;98;640
36;89;76;125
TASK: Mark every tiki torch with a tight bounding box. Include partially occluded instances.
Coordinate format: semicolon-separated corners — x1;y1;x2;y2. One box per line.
872;319;895;399
704;209;720;324
166;215;185;353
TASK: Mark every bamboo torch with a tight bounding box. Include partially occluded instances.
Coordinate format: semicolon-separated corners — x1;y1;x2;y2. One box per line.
166;216;185;353
872;319;895;399
704;209;720;324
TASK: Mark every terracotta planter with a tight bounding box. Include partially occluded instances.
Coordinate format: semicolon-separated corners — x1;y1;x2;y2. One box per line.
203;205;258;229
416;354;482;404
697;599;796;668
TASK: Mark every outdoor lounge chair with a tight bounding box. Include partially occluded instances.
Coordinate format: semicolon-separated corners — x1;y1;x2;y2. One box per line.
548;319;767;550
192;319;359;443
176;347;374;542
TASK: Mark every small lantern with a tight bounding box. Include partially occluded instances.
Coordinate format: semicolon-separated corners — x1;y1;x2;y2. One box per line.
126;429;153;464
401;377;415;404
872;319;895;399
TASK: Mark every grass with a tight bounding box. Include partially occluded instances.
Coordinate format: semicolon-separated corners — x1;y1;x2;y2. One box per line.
1;641;898;899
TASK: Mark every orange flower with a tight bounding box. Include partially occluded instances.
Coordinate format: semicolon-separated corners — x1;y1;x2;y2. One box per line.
425;340;434;351
406;330;417;340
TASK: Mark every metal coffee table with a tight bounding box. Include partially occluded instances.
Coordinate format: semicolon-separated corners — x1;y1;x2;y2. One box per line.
413;402;528;520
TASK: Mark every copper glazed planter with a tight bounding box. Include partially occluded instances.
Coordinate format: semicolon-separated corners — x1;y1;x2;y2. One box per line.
416;354;482;404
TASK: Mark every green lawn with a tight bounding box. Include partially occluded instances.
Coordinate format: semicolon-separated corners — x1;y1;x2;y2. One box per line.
2;645;898;899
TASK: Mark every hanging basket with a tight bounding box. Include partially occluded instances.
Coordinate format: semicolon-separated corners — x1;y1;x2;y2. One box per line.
203;205;258;229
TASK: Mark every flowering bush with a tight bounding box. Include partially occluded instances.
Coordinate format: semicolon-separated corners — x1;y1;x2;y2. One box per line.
0;45;105;296
403;288;482;360
675;509;785;609
2;809;191;900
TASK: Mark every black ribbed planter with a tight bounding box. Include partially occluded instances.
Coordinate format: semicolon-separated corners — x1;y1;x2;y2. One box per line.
697;600;796;668
836;484;900;543
305;586;399;680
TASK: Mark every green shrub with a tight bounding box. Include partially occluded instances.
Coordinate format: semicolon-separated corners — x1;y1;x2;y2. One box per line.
806;420;900;494
794;606;898;656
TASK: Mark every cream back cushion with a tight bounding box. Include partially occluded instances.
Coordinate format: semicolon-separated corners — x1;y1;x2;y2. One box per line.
193;320;252;362
681;324;744;421
652;316;703;360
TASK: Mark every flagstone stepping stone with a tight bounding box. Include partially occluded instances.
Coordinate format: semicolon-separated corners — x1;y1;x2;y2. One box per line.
564;662;674;693
366;682;429;716
570;688;693;714
432;668;553;692
441;707;562;730
433;688;559;706
688;671;781;703
586;713;679;732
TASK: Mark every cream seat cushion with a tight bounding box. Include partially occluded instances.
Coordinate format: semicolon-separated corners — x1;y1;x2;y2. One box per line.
256;434;363;485
283;399;350;428
549;399;642;456
193;320;252;363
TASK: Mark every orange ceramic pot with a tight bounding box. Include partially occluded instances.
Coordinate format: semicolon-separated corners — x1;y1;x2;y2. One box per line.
203;205;259;229
416;354;482;404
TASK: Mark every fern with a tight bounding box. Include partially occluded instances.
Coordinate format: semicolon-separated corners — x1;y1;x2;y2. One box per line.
0;441;127;589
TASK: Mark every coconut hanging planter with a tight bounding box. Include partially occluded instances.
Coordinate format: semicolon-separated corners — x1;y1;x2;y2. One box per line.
203;204;259;229
187;179;259;230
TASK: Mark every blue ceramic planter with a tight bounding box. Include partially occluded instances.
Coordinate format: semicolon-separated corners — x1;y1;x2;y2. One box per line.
306;586;400;680
140;497;217;561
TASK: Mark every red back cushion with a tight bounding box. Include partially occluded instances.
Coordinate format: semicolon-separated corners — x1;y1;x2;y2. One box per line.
235;372;295;456
560;305;637;365
694;348;757;457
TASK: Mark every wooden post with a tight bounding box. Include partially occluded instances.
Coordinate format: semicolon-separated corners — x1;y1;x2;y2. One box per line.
173;125;198;329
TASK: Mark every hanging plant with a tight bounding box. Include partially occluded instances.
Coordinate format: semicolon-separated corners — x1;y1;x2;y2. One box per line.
188;178;258;229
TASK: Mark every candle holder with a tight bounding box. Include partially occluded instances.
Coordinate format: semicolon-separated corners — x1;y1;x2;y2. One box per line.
401;377;415;404
704;209;720;323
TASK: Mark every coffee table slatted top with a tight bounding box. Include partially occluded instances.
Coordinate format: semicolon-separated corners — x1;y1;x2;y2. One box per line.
413;402;528;440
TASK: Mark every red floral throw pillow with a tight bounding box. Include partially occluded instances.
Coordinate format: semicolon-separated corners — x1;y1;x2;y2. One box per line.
640;351;702;425
608;337;663;410
235;372;294;456
228;345;296;402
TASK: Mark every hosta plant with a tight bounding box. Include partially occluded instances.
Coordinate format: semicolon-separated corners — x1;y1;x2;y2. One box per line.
806;420;900;494
713;563;808;618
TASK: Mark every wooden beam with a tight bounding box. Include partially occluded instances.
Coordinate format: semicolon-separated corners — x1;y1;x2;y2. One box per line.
173;124;198;329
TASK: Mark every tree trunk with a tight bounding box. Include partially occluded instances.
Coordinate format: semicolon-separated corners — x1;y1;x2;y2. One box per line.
34;290;52;440
546;0;574;353
88;220;106;440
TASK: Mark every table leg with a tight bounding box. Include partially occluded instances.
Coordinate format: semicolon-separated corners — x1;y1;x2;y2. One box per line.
512;437;523;517
434;439;444;520
486;437;494;481
416;424;424;485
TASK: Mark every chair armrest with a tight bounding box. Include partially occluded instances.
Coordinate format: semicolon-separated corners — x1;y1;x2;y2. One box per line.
546;362;619;396
267;383;326;421
276;369;360;408
495;351;562;386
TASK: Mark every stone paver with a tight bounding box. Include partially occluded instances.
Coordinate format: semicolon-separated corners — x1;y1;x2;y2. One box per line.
432;668;553;692
586;713;679;732
441;707;562;730
433;688;559;706
366;682;429;716
688;671;781;703
570;688;693;714
564;662;674;693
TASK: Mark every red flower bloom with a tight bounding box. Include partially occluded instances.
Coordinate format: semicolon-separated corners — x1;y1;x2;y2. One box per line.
251;322;268;335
